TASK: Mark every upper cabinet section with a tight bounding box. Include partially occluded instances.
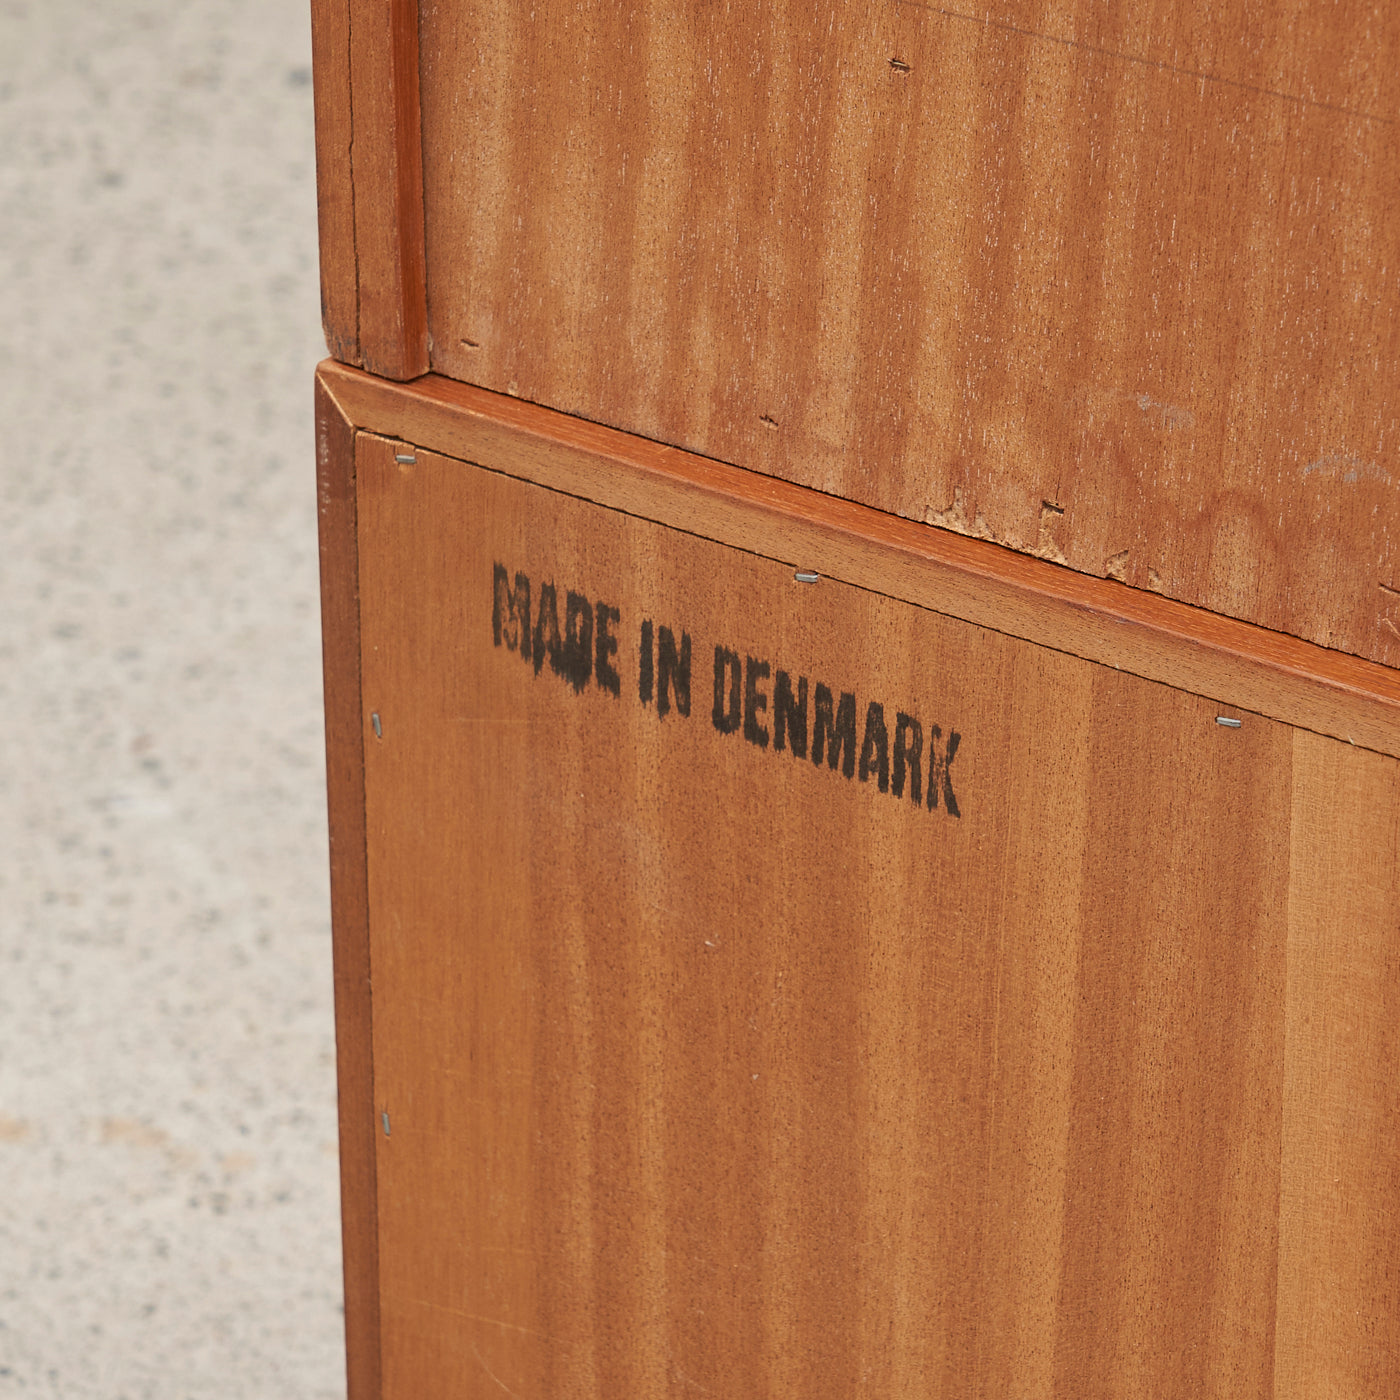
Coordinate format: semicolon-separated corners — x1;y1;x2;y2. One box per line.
312;0;1400;666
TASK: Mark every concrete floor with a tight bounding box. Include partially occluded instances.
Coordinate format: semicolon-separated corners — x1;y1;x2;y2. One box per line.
0;2;344;1394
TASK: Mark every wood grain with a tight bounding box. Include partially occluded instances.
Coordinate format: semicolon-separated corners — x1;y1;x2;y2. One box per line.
350;429;1400;1398
416;0;1400;666
314;377;381;1400
309;0;357;364
1276;732;1400;1397
319;361;1400;760
311;0;428;378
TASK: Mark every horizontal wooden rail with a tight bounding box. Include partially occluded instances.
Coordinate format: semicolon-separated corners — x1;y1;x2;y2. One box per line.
319;360;1400;760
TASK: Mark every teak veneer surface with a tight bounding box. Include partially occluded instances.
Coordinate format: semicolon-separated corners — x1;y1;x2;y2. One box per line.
312;0;1400;667
324;392;1400;1397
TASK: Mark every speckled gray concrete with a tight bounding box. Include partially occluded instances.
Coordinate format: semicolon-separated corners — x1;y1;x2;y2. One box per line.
0;2;343;1395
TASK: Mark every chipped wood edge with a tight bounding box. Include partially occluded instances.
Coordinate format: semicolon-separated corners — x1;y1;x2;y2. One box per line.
318;360;1400;760
316;373;383;1400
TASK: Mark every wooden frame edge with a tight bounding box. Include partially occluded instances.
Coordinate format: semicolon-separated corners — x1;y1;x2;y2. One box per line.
312;0;428;379
310;0;359;365
317;360;1400;761
316;372;383;1400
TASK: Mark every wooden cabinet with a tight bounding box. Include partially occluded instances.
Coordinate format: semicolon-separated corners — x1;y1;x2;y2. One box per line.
313;0;1400;665
317;363;1400;1398
311;5;1400;1395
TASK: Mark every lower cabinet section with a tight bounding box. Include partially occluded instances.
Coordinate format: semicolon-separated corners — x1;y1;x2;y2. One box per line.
318;362;1400;1400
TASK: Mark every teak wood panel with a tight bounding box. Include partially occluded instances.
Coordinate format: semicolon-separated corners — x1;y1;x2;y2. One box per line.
343;424;1400;1400
394;0;1400;668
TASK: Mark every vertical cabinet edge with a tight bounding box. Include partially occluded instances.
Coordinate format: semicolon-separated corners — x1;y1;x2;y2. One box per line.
316;373;383;1400
312;0;429;379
